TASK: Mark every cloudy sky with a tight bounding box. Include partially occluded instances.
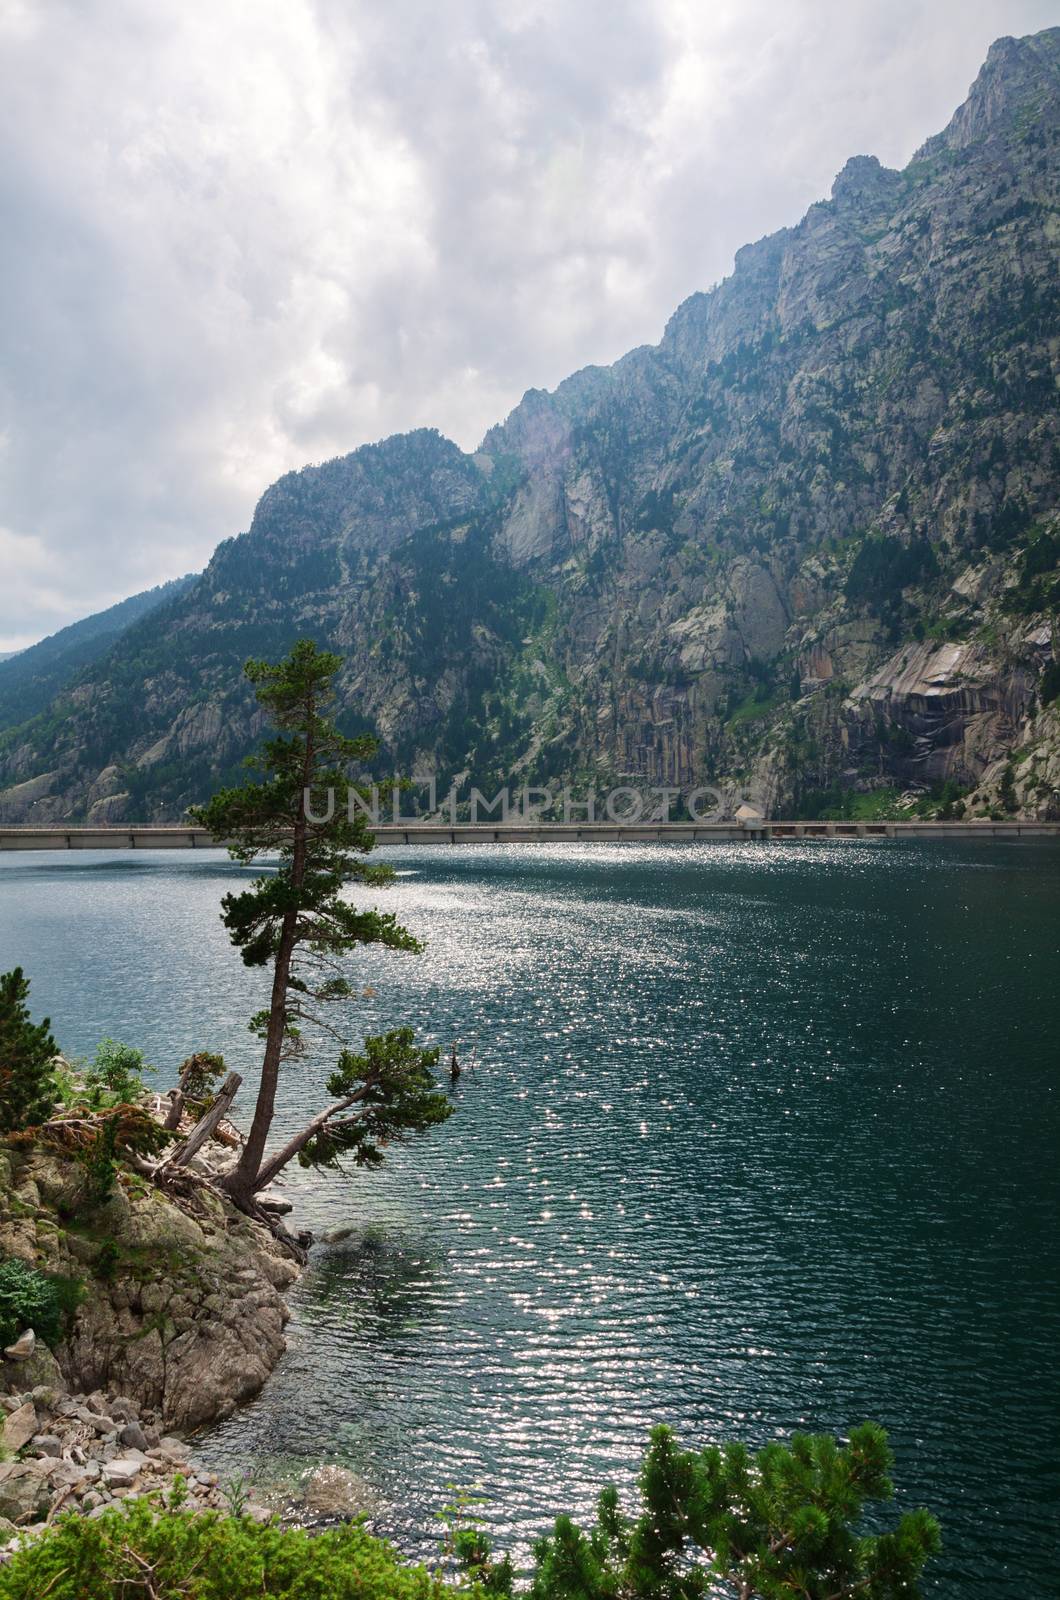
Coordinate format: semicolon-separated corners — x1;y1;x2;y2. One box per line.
1;0;1057;650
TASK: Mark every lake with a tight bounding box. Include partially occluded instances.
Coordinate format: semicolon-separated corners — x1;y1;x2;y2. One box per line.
0;840;1057;1596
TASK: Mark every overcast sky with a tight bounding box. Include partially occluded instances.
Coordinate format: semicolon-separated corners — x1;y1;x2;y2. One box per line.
1;0;1057;650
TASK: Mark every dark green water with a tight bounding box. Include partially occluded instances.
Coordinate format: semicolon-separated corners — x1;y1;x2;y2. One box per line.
0;841;1057;1595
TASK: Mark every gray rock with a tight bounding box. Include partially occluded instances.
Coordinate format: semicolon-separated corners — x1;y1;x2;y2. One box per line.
1;1402;37;1453
0;1465;52;1523
3;1329;34;1362
118;1422;148;1451
101;1458;141;1487
31;1434;61;1457
78;1410;115;1435
301;1464;377;1519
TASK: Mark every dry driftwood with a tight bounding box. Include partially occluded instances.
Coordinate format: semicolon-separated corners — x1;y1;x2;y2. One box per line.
160;1071;242;1170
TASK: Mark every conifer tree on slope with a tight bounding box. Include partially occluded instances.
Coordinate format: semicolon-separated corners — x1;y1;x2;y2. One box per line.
192;639;450;1212
0;967;58;1134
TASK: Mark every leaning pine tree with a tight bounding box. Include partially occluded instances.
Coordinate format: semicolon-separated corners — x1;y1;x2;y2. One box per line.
191;639;451;1214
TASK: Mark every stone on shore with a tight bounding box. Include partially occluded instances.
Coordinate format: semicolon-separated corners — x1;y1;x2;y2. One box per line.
0;1465;52;1524
3;1330;34;1362
1;1402;38;1452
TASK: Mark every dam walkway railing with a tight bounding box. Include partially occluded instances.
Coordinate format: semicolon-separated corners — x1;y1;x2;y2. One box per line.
0;821;1057;850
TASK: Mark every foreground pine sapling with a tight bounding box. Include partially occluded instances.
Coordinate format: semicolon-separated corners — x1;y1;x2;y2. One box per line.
507;1421;940;1600
191;638;451;1211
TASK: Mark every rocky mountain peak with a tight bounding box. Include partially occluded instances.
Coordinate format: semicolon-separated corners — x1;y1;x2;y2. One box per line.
919;25;1060;155
829;153;902;210
1;28;1058;826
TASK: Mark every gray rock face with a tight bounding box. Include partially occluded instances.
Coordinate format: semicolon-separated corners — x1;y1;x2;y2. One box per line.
0;1148;298;1431
0;28;1058;823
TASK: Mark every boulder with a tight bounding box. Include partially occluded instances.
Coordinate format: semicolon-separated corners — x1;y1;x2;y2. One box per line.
3;1329;34;1361
3;1146;300;1430
0;1343;63;1395
1;1402;37;1453
0;1464;52;1523
101;1459;141;1488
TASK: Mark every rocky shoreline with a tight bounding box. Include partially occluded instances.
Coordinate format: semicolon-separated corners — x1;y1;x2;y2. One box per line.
0;1115;324;1557
0;1354;272;1545
0;1141;300;1431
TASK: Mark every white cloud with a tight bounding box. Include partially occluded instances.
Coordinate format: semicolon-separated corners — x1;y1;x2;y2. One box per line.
0;0;1057;649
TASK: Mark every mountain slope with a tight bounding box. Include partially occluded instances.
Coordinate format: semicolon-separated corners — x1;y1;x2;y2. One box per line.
0;576;196;737
2;28;1058;824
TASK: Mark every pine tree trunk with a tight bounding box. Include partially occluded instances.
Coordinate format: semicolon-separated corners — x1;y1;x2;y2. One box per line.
250;1085;367;1193
222;915;298;1202
223;699;316;1203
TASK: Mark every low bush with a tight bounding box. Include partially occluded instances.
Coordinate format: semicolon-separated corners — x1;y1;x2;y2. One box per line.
0;1496;464;1600
0;1258;81;1349
0;1423;940;1600
84;1039;155;1108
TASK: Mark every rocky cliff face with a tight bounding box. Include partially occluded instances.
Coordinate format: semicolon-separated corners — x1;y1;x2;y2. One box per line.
1;28;1058;823
0;1146;298;1431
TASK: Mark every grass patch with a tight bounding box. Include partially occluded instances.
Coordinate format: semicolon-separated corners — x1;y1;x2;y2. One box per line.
727;689;784;727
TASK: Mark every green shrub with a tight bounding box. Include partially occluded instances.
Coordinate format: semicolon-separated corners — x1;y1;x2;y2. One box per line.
78;1116;120;1205
175;1051;226;1116
0;1495;468;1600
93;1239;120;1282
512;1422;939;1600
84;1040;155;1108
0;1424;940;1600
0;1259;81;1349
71;1108;172;1208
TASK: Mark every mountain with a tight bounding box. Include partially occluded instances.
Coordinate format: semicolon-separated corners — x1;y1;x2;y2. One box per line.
1;28;1058;825
0;576;196;740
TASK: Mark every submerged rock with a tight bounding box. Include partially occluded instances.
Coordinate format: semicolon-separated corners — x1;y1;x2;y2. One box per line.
301;1464;377;1520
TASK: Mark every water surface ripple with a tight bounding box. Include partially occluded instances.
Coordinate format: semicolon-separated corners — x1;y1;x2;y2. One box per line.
1;841;1057;1596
